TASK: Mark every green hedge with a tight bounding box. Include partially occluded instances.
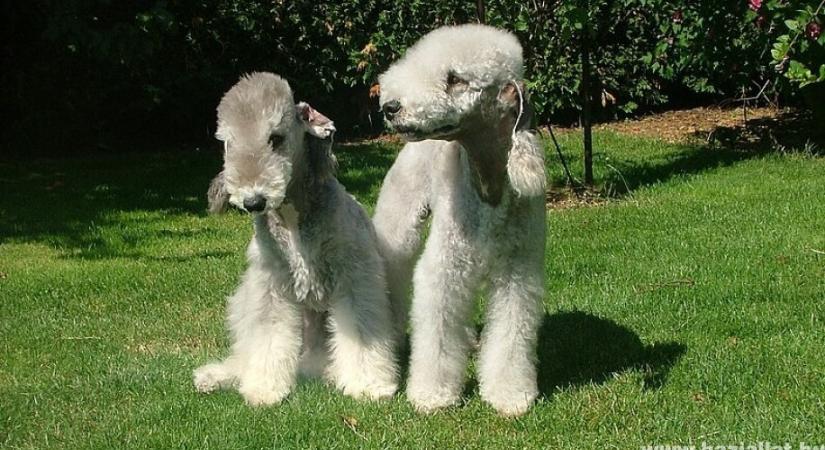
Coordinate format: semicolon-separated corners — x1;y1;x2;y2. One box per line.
2;1;775;155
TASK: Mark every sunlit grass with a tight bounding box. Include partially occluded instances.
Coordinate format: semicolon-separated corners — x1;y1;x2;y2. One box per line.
1;135;823;448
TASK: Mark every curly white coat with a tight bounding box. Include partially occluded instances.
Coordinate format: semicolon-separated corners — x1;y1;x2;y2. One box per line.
374;25;546;416
193;73;398;405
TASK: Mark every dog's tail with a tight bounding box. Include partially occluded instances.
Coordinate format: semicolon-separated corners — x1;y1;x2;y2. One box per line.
207;171;230;214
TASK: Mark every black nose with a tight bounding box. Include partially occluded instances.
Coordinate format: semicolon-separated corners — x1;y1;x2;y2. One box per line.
382;100;402;119
243;194;266;212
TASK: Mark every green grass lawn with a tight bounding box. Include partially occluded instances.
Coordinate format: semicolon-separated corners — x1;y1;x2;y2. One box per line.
1;132;823;449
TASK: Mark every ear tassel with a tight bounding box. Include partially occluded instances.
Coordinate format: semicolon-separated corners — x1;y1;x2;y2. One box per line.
207;171;230;214
506;80;546;198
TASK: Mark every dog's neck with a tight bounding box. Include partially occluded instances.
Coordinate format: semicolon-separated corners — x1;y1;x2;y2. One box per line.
455;115;514;206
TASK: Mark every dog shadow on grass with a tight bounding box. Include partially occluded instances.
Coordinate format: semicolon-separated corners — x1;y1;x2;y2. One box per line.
537;311;686;396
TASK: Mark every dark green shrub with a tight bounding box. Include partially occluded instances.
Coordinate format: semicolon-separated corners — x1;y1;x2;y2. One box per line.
1;0;792;155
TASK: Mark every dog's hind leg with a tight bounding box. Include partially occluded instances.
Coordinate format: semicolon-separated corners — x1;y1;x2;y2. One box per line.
373;146;433;334
326;283;399;400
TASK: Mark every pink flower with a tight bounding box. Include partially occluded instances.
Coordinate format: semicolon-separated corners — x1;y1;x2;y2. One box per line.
807;21;822;40
749;0;762;11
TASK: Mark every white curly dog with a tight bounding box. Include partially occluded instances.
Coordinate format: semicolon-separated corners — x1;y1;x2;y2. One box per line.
193;72;398;406
374;24;547;416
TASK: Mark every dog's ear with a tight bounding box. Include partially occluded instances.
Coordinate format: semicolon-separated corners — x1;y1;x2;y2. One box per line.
296;102;336;139
296;102;338;180
215;120;231;143
306;134;339;181
501;82;545;197
507;130;546;198
498;81;533;131
498;81;521;105
207;171;230;214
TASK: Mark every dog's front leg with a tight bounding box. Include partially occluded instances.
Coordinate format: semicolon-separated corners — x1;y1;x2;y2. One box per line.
477;202;545;416
373;147;433;334
406;231;480;413
477;257;543;416
227;261;303;406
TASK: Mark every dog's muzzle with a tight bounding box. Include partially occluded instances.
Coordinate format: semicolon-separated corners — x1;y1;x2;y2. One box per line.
382;100;402;120
243;194;266;213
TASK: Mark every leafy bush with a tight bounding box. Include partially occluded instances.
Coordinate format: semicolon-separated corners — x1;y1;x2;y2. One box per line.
352;1;776;119
754;0;825;87
0;0;801;155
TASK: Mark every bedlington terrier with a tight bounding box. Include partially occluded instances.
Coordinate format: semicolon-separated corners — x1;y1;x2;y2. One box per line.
193;72;398;406
373;24;547;416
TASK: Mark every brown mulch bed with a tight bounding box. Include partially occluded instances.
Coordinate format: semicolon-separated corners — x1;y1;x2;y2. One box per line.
546;186;609;210
552;105;821;151
348;105;816;149
593;106;781;143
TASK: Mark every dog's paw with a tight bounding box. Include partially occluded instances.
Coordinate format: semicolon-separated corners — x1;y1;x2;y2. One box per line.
238;383;290;407
193;363;232;393
406;386;460;413
340;379;398;401
481;387;538;417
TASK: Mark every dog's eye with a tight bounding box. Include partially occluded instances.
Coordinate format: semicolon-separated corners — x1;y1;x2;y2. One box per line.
268;134;284;149
446;72;464;87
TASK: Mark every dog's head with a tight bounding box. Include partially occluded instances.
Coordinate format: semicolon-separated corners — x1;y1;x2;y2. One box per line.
212;72;335;214
378;24;526;142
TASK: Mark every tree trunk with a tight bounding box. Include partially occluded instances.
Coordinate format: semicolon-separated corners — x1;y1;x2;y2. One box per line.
581;34;594;186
